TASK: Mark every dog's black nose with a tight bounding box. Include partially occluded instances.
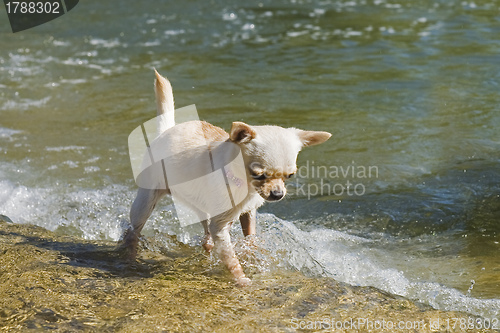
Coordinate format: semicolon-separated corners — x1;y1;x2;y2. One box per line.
268;190;284;201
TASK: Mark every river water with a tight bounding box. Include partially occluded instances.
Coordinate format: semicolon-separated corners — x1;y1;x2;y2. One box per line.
0;0;499;322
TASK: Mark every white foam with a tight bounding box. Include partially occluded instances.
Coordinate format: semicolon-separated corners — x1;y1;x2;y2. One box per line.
142;40;161;47
257;215;500;320
53;40;70;46
287;31;309;38
309;8;326;17
1;96;51;111
164;29;185;36
88;38;121;48
46;146;86;152
60;78;87;85
223;12;238;21
86;63;112;74
345;30;363;37
385;3;402;9
84;166;100;173
0;179;131;241
242;23;255;31
62;58;88;66
61;161;79;168
0;127;22;141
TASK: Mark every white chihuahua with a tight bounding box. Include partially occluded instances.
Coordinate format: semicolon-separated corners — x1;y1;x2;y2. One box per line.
122;70;331;286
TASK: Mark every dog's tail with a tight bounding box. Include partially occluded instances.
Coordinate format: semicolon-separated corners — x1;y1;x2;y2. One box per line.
154;69;175;134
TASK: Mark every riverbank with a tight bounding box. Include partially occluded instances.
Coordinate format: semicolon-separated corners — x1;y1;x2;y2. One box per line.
0;221;496;332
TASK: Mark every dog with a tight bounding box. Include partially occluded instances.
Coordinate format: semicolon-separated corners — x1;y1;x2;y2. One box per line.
121;70;331;286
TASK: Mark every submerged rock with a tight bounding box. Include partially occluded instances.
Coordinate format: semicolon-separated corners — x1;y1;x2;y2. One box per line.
0;221;496;332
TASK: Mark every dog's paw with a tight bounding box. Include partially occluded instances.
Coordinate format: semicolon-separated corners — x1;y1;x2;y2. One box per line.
117;230;139;261
202;236;214;253
235;276;252;287
202;242;214;253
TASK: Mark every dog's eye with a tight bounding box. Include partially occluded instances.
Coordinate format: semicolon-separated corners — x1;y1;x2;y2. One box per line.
251;172;267;180
287;173;295;179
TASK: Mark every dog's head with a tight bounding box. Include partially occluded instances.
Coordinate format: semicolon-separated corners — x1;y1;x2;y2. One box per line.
230;122;331;202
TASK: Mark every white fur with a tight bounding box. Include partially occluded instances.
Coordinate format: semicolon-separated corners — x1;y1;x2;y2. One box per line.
154;69;175;134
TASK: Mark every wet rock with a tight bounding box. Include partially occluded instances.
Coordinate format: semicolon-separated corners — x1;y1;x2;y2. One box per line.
0;221;496;332
0;215;13;223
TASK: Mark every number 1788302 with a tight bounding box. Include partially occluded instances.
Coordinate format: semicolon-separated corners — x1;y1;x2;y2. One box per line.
5;1;61;14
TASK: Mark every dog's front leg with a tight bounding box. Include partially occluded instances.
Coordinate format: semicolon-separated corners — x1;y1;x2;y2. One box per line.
210;220;251;286
239;209;256;236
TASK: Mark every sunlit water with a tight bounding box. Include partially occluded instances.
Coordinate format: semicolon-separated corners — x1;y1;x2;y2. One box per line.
1;0;499;321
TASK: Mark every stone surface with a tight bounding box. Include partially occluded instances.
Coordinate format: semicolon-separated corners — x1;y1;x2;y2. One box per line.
0;221;497;332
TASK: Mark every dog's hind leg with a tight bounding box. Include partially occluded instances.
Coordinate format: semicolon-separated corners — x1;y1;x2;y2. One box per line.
121;187;167;259
239;209;256;236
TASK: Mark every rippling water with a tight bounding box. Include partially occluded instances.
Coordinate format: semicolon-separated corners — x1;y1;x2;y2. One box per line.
1;0;499;321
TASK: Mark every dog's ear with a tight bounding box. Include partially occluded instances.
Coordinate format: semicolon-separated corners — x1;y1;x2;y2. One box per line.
230;122;257;143
298;130;331;147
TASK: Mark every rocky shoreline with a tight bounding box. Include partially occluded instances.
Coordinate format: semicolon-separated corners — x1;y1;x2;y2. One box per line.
0;221;497;332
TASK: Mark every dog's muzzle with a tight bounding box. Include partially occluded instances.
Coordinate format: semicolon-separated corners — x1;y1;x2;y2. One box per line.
267;189;284;201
